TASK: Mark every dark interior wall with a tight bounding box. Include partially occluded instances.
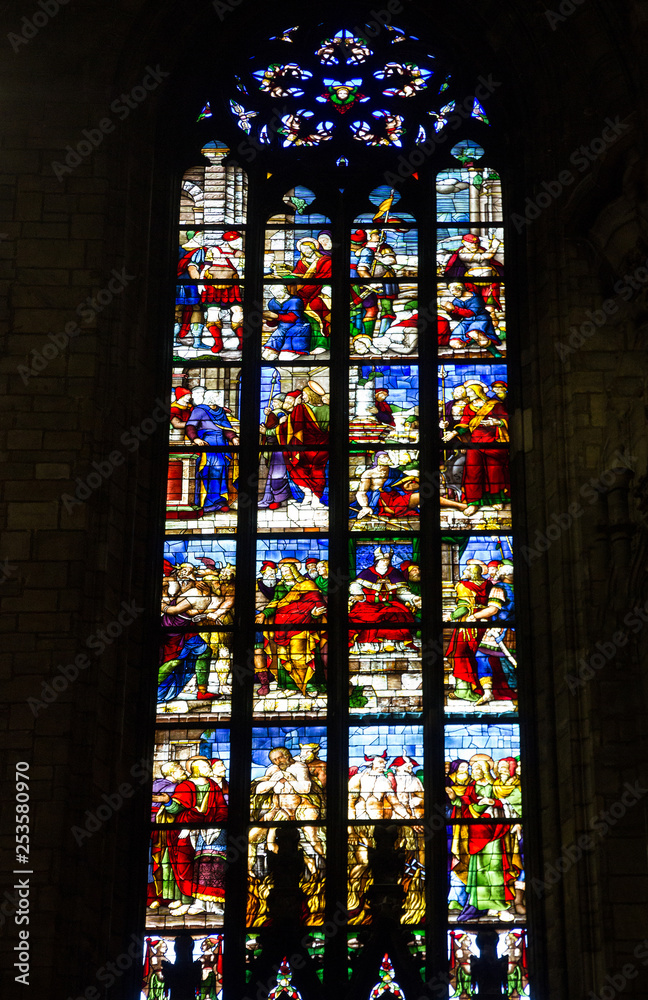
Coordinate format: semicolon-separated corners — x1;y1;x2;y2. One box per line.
1;1;648;997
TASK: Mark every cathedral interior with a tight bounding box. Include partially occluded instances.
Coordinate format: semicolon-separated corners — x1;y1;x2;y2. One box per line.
2;0;648;997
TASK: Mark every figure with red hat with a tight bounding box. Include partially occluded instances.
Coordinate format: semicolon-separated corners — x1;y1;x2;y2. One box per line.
198;231;244;352
348;545;421;651
443;232;504;280
350;229;380;353
256;557;326;696
348;749;409;819
278;382;329;507
176;231;207;350
391;755;424;818
443;231;504;322
170;386;194;432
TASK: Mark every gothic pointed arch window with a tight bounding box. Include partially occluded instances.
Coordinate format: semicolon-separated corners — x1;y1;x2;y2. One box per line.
143;19;529;999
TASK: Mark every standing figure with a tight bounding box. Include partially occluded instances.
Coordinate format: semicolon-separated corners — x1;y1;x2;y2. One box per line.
199;231;244;352
185;390;238;514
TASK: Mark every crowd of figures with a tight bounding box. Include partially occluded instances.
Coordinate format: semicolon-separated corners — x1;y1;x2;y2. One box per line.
446;755;524;925
149;755;229;920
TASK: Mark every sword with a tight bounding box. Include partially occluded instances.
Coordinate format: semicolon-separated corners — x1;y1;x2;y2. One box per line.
496;638;517;669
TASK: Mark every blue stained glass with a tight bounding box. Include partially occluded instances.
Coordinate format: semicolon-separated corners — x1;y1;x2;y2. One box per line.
445;723;520;756
349;723;424;768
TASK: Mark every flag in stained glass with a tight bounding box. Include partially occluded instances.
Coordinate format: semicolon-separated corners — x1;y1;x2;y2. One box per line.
348;826;425;924
444;626;518;715
147;827;227;927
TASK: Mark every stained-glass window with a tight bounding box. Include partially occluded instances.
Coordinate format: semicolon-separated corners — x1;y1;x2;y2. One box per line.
144;19;527;998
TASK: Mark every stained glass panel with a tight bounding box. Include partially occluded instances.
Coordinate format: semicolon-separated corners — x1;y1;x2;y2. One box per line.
251;728;327;820
163;539;236;621
262;284;332;361
248;827;327;926
257;450;329;532
141;935;223;1000
147;827;227;927
348;826;425;924
436;168;502;223
444;627;518;715
348;724;424;819
445;724;522;816
437;228;505;277
437;282;506;361
158;634;232;719
349;539;422;623
350;449;420;530
151;730;229;825
349;628;422;714
166;450;238;533
441;535;514;623
447;929;530;998
349;283;418;358
349;365;419;444
447;823;524;924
